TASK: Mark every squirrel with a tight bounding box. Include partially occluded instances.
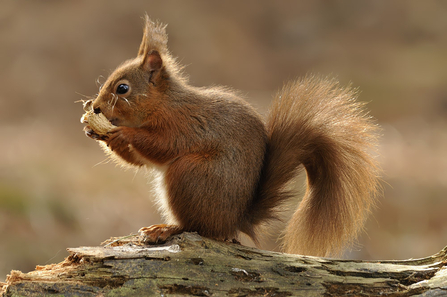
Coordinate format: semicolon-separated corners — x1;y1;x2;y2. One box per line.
82;15;380;257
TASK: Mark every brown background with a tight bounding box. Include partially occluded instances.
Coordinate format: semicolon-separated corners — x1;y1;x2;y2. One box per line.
2;0;447;281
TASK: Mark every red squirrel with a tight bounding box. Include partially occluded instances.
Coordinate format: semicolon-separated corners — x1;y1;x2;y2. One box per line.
83;15;380;257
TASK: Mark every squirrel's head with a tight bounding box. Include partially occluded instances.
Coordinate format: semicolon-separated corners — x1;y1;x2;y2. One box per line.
92;15;177;128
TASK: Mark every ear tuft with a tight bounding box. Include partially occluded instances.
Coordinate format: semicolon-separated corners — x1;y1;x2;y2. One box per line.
137;14;168;58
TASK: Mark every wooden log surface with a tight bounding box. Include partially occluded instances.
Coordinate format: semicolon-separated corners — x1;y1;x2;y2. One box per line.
1;232;447;296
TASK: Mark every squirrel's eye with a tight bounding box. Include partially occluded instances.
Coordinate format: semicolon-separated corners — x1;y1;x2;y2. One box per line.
116;84;130;95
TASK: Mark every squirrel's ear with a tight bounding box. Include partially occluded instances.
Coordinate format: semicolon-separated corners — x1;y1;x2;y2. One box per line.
141;50;163;73
137;15;168;81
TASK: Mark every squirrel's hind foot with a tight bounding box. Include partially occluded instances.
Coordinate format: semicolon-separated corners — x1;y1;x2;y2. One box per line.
138;224;183;244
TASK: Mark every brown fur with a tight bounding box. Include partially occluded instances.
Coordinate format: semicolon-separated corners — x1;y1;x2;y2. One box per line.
84;15;380;257
253;78;380;256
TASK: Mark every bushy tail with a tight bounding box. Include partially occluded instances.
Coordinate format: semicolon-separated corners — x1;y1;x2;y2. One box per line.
252;76;380;257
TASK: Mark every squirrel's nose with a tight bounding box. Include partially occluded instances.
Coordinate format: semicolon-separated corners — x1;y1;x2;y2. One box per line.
93;107;101;114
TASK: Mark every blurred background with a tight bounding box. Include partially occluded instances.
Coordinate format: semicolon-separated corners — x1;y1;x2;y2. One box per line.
2;0;447;281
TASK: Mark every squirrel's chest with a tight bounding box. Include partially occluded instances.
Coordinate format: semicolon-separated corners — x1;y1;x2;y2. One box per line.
132;152;177;224
148;165;177;224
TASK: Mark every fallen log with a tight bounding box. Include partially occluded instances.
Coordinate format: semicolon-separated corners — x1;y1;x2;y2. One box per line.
1;232;447;296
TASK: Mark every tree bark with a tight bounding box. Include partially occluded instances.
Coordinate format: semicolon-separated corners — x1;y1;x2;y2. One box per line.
1;232;447;296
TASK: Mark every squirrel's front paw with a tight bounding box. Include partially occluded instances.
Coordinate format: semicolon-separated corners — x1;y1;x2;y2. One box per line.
138;224;183;244
105;127;127;149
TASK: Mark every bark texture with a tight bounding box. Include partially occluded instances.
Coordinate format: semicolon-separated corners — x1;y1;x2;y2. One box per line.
1;233;447;296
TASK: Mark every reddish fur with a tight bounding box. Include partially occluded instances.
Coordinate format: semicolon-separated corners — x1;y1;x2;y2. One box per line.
85;15;380;257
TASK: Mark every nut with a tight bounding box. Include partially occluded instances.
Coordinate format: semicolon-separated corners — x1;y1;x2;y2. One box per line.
80;100;116;135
